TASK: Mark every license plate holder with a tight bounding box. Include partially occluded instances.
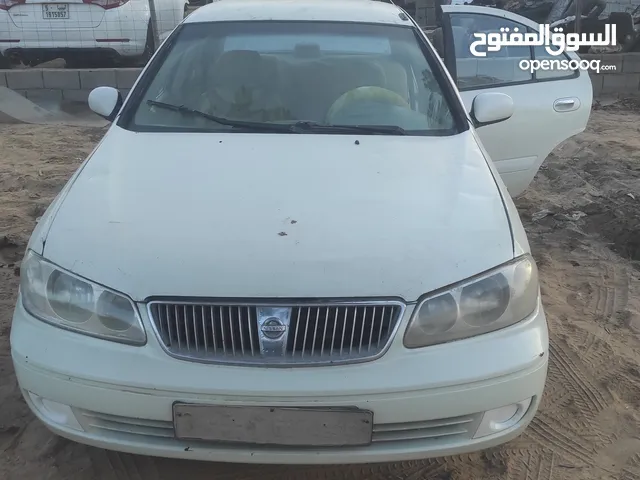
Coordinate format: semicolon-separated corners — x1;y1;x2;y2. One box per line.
43;4;69;20
173;404;373;446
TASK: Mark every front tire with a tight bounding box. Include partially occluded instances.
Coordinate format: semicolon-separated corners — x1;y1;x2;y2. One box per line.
0;55;11;69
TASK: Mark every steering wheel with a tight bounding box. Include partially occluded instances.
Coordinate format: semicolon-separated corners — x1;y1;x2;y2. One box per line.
326;86;410;124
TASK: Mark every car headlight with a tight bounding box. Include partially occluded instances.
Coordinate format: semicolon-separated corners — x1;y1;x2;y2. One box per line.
20;250;146;345
404;255;539;348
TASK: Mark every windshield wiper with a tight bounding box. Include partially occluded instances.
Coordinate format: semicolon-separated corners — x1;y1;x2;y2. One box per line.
291;121;407;135
146;100;294;133
145;102;407;135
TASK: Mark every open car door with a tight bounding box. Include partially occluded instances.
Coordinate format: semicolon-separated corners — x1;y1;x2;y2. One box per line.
438;5;593;197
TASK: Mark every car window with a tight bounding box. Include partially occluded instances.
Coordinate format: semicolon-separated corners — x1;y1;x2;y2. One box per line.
126;21;458;136
449;14;532;89
531;45;577;80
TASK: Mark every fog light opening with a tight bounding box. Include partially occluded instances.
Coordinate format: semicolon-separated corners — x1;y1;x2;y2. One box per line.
473;397;533;439
27;391;84;431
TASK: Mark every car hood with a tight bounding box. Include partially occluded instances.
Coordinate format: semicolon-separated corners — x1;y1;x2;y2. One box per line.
43;126;514;302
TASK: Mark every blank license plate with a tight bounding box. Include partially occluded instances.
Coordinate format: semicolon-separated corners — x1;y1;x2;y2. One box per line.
43;4;69;19
173;404;373;446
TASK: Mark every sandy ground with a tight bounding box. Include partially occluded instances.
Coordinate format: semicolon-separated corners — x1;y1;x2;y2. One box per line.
1;103;639;480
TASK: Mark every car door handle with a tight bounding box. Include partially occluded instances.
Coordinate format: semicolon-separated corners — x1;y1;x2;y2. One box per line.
554;98;580;112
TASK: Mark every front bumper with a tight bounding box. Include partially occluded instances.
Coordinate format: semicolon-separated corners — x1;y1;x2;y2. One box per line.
11;298;549;464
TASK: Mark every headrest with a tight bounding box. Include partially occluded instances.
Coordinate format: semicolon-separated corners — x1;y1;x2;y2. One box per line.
211;50;264;89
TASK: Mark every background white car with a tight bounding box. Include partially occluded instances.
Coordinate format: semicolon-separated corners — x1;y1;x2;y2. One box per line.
0;0;187;67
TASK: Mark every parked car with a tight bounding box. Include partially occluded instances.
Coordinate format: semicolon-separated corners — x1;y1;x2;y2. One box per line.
0;0;188;67
11;0;592;464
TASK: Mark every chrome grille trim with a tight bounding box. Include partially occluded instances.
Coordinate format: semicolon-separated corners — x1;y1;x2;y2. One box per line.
74;409;175;438
147;300;405;367
370;414;480;443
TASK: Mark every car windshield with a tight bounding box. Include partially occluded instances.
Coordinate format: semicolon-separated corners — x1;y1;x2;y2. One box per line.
126;21;458;136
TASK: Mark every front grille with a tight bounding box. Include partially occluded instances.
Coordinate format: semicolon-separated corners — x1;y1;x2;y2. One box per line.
147;301;404;366
73;408;481;446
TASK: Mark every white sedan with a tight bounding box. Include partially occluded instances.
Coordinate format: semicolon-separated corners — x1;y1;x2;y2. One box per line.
11;0;592;465
0;0;187;66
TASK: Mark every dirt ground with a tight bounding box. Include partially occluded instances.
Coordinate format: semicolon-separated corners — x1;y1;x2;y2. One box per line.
1;102;639;480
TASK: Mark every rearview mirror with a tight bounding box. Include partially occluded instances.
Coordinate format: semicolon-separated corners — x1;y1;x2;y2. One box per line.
88;86;123;122
470;92;514;128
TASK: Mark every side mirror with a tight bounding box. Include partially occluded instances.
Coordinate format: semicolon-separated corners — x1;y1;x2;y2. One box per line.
470;92;514;128
88;86;123;122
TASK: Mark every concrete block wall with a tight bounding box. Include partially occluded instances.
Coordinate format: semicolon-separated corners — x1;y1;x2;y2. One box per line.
1;55;640;103
415;0;437;29
583;53;640;97
0;68;142;102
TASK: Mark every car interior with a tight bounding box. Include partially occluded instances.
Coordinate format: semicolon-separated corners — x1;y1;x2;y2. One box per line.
205;49;413;120
135;32;455;131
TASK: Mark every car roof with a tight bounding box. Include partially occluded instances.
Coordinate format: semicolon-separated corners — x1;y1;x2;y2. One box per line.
183;0;411;26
